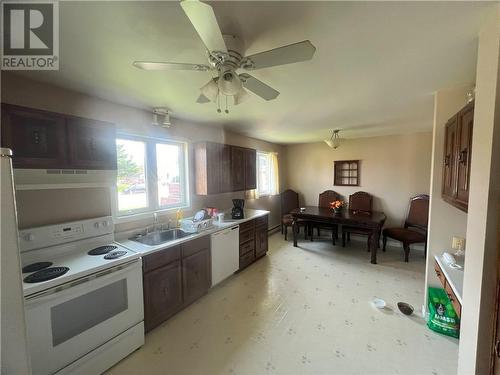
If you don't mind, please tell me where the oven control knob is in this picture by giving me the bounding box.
[102,220,109,227]
[94,222,101,228]
[24,233,34,242]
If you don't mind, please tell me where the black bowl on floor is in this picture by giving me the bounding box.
[397,302,414,315]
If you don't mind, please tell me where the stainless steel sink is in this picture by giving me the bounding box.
[130,229,192,246]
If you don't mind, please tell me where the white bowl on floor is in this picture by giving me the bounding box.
[372,298,386,309]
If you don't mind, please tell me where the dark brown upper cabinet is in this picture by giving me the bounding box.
[194,141,257,195]
[1,104,117,170]
[220,144,232,193]
[442,101,474,212]
[244,148,257,190]
[195,142,220,195]
[442,115,458,198]
[231,146,246,191]
[1,104,67,169]
[66,116,117,170]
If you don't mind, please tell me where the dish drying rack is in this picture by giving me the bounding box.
[179,217,214,233]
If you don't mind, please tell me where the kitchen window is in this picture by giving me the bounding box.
[115,135,188,217]
[257,151,279,197]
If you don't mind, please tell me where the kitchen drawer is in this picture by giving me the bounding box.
[240,239,255,256]
[239,219,255,233]
[239,229,254,244]
[434,261,446,286]
[182,235,210,258]
[143,245,181,273]
[444,282,461,317]
[255,215,268,229]
[239,250,255,270]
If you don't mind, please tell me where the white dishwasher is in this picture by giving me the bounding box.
[211,225,239,287]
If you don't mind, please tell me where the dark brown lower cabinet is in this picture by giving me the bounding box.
[239,215,269,270]
[143,260,183,332]
[255,225,269,258]
[142,236,211,332]
[183,250,210,305]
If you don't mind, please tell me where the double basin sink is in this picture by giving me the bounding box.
[130,228,193,246]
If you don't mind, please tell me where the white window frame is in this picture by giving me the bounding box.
[112,133,190,222]
[257,151,273,197]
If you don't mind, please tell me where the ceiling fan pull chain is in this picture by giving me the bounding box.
[217,94,221,113]
[225,95,229,114]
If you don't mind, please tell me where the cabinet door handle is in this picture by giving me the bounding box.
[495,340,500,358]
[458,149,468,164]
[163,286,169,296]
[444,155,450,166]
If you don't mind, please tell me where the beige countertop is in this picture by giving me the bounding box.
[117,209,269,256]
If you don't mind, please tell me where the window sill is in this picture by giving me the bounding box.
[113,205,190,224]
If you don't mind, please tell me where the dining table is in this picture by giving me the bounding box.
[290,206,387,264]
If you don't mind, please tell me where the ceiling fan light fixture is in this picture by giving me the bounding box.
[234,88,249,105]
[200,78,219,102]
[218,68,242,96]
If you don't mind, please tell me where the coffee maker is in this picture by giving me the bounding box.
[231,199,245,219]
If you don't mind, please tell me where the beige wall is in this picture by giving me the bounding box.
[284,132,432,230]
[458,7,500,374]
[1,73,286,232]
[424,85,470,297]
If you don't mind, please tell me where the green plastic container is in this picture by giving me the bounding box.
[427,287,460,338]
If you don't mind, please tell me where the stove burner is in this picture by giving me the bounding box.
[104,250,128,260]
[22,262,53,273]
[88,245,117,256]
[24,267,70,283]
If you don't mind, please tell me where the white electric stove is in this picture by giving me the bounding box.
[18,217,144,375]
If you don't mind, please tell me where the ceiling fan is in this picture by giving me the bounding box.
[133,0,316,112]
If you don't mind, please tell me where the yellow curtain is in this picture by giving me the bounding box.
[270,152,279,195]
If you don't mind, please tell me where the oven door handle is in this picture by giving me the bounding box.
[25,259,141,303]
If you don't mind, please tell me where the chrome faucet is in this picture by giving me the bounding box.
[153,212,159,232]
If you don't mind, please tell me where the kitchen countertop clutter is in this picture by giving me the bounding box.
[118,209,269,256]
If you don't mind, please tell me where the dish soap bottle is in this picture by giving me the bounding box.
[176,209,184,227]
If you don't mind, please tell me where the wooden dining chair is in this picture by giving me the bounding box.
[318,190,341,209]
[280,189,308,240]
[311,190,340,244]
[341,192,378,250]
[382,194,429,262]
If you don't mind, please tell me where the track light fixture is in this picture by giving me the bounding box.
[152,107,172,128]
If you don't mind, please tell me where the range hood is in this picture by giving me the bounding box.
[13,169,116,190]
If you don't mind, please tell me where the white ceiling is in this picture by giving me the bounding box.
[14,1,492,144]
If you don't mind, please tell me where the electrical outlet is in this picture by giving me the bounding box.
[452,236,466,251]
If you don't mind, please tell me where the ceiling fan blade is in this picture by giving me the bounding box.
[239,74,279,101]
[133,61,210,71]
[196,94,211,103]
[180,0,227,53]
[242,40,316,70]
